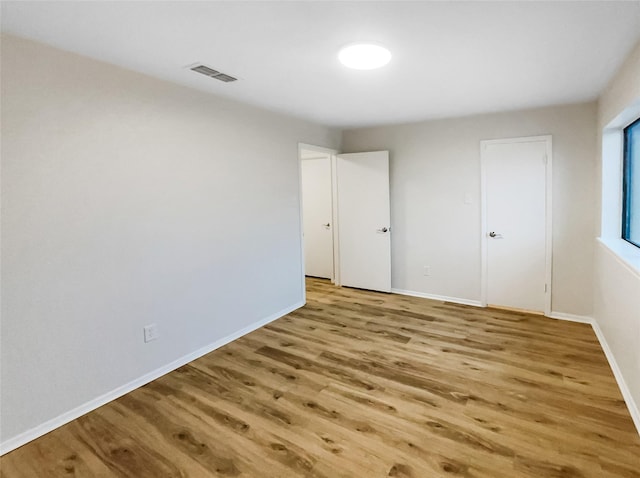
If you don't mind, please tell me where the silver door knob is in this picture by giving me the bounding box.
[377,227,389,233]
[489,231,503,238]
[323,223,330,228]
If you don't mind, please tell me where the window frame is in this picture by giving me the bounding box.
[622,116,640,249]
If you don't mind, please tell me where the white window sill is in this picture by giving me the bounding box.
[597,237,640,277]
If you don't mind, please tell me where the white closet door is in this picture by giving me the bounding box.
[337,151,391,292]
[482,138,551,313]
[301,157,333,279]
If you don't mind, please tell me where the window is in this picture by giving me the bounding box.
[622,117,640,248]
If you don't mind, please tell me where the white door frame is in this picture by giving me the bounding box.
[480,135,553,315]
[298,143,341,299]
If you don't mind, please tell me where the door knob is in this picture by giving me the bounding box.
[489,231,503,238]
[323,223,330,228]
[377,227,389,233]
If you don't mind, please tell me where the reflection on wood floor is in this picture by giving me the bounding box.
[2,278,639,477]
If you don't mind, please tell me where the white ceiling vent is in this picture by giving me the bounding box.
[190,64,237,82]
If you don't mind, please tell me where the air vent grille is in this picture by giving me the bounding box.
[213,73,237,83]
[190,64,237,83]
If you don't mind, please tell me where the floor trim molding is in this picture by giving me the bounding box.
[0,301,304,456]
[590,319,640,437]
[390,288,483,307]
[546,311,593,324]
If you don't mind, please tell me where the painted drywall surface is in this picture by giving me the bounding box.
[596,39,640,423]
[599,40,640,131]
[0,34,340,443]
[594,243,640,409]
[342,103,597,317]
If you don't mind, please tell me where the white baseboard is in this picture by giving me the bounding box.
[591,319,640,437]
[0,301,303,456]
[390,288,483,307]
[547,311,593,324]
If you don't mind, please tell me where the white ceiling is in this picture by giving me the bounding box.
[2,1,640,128]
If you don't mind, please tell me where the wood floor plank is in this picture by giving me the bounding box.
[2,278,639,477]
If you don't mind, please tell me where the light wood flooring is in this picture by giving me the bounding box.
[2,278,639,477]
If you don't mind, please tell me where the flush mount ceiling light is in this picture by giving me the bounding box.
[338,43,391,70]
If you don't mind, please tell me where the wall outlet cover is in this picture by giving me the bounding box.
[143,324,159,343]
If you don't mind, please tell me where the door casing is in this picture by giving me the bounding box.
[480,135,553,315]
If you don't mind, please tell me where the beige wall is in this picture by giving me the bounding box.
[342,103,597,317]
[599,40,640,131]
[595,39,640,430]
[0,34,340,448]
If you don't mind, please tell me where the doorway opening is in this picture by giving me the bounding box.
[298,144,339,284]
[298,144,392,294]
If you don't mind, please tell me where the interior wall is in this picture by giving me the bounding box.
[595,39,640,427]
[342,102,597,317]
[0,34,340,447]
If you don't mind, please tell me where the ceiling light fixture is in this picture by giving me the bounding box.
[338,43,391,70]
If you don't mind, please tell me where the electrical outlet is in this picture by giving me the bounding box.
[423,266,431,276]
[143,324,159,343]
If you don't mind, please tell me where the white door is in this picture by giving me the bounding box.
[337,151,391,292]
[301,156,333,279]
[482,137,551,313]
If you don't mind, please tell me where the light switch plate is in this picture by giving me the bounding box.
[143,324,159,343]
